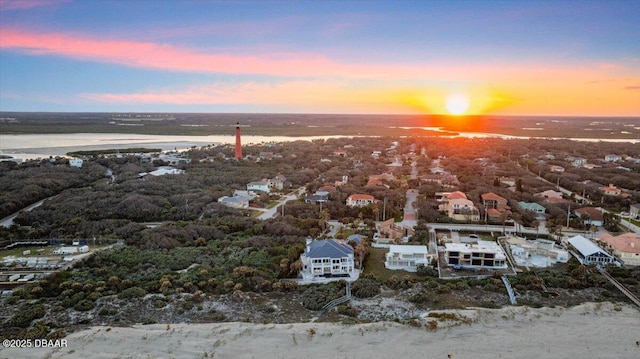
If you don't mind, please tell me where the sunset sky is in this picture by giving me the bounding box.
[1,0,639,116]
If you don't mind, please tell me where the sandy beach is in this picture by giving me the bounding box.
[1,302,638,359]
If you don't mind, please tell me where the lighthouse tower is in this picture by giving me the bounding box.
[234,122,242,159]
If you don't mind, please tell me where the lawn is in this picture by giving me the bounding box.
[362,247,419,282]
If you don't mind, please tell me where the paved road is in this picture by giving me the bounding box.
[402,189,418,227]
[0,197,52,228]
[257,187,306,220]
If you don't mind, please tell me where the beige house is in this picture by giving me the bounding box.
[346,194,378,207]
[597,233,640,266]
[439,191,480,222]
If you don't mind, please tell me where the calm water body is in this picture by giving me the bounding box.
[0,131,638,160]
[0,133,348,160]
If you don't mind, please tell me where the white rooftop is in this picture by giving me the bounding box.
[568,235,608,257]
[388,245,428,254]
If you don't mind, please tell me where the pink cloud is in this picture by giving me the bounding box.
[0,27,368,78]
[2,27,639,85]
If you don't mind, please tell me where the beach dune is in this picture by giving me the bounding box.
[1,302,638,359]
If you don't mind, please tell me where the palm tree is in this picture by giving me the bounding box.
[532,220,540,239]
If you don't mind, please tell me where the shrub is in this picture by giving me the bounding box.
[416,265,438,277]
[74,299,95,312]
[118,286,146,299]
[5,304,46,328]
[337,304,359,317]
[351,278,380,298]
[301,284,342,311]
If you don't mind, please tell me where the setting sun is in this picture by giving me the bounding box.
[445,94,470,115]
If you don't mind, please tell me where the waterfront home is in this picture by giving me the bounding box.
[568,235,616,266]
[385,245,431,272]
[299,238,356,280]
[443,240,507,269]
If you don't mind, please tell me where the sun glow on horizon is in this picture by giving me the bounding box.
[445,94,470,115]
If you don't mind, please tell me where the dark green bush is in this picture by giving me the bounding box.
[74,299,95,312]
[351,278,380,298]
[301,284,342,311]
[5,304,46,328]
[117,286,146,299]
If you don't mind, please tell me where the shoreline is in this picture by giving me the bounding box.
[1,302,638,359]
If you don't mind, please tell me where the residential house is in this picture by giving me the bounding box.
[568,235,616,266]
[138,166,185,178]
[549,165,565,173]
[630,203,640,219]
[571,157,587,167]
[600,184,622,197]
[299,238,356,280]
[375,219,414,244]
[508,238,569,267]
[318,185,337,193]
[499,177,516,186]
[421,174,460,187]
[518,201,546,214]
[597,233,640,266]
[385,245,432,272]
[69,158,83,168]
[443,240,508,269]
[574,207,604,227]
[535,190,563,201]
[218,190,256,209]
[269,175,289,190]
[346,194,378,207]
[333,149,348,157]
[159,152,191,165]
[604,154,622,162]
[304,191,329,204]
[439,191,480,222]
[481,192,511,222]
[247,180,271,193]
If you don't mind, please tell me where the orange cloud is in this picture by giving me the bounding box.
[81,81,426,114]
[4,28,639,115]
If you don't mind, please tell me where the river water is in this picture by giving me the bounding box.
[0,131,638,160]
[0,133,348,160]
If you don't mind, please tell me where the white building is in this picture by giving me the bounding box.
[53,247,78,255]
[385,245,432,272]
[604,154,622,162]
[444,240,508,269]
[300,238,356,281]
[247,180,271,193]
[69,158,83,168]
